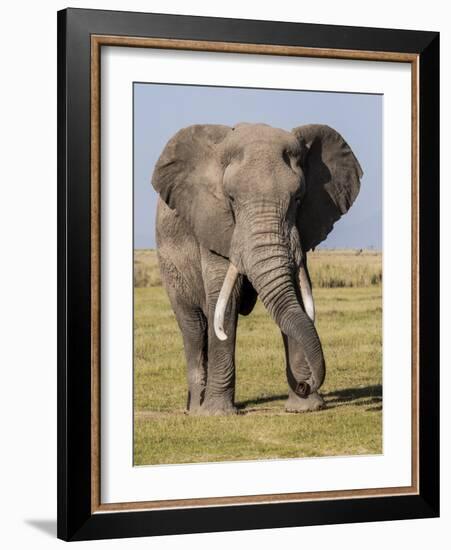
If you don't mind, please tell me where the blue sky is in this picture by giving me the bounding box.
[134,83,382,249]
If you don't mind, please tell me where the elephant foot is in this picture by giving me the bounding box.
[185,403,203,415]
[195,397,237,416]
[285,390,325,413]
[185,389,205,414]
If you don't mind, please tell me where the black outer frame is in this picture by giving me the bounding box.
[57,8,439,542]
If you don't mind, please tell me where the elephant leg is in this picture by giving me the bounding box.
[198,253,240,415]
[281,332,326,412]
[198,309,238,415]
[172,303,208,412]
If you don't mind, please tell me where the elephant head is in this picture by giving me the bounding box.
[152,123,362,396]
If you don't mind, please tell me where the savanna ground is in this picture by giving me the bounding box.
[134,249,382,465]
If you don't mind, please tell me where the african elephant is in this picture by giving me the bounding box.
[151,123,362,415]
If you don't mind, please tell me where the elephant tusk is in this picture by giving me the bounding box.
[214,263,239,341]
[298,262,315,323]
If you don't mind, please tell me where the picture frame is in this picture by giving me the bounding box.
[57,7,439,541]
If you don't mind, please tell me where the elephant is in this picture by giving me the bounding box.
[151,122,362,415]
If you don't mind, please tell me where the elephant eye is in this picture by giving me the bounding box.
[282,150,292,168]
[283,150,302,174]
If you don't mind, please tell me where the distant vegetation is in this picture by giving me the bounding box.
[133,248,382,465]
[134,250,162,288]
[308,249,382,288]
[134,249,382,289]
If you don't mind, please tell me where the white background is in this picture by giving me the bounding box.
[101,48,412,503]
[0,0,448,548]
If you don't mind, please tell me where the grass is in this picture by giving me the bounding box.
[308,249,382,287]
[134,249,382,466]
[134,249,162,288]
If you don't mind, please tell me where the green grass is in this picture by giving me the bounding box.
[134,251,382,466]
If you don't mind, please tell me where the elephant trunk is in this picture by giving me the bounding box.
[245,242,324,394]
[213,203,325,395]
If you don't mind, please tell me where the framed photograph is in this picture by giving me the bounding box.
[57,8,439,541]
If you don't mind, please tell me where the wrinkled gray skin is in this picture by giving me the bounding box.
[152,123,362,415]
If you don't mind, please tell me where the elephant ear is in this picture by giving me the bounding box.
[152,124,234,257]
[292,124,363,251]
